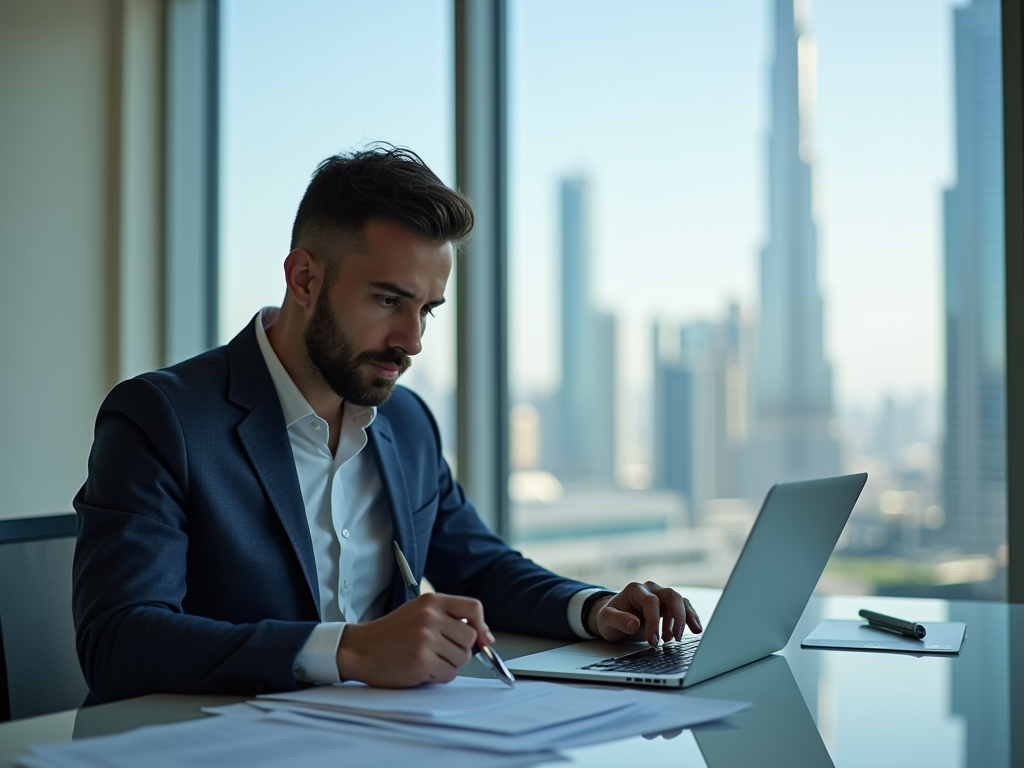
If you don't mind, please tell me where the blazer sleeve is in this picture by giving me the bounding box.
[72,377,317,703]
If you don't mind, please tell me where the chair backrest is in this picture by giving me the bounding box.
[0,514,87,721]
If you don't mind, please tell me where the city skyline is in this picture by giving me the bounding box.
[220,1,958,420]
[218,0,974,514]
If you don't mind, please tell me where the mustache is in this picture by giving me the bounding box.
[355,350,412,372]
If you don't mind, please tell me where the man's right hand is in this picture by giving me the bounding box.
[335,593,495,687]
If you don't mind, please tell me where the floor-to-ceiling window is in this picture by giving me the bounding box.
[507,0,1007,600]
[219,0,457,455]
[218,0,1008,601]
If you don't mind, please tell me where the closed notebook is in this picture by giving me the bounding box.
[801,619,966,654]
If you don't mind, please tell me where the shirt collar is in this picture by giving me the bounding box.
[254,308,377,430]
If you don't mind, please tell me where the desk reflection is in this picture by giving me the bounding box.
[687,654,833,768]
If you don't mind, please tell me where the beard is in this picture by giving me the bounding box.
[303,295,411,407]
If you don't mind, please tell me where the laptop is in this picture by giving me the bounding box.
[508,473,867,688]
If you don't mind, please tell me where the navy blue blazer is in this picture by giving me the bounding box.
[73,320,593,703]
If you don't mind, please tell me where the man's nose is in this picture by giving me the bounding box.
[387,310,423,356]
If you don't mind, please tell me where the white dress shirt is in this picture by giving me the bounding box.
[254,308,602,685]
[256,309,392,683]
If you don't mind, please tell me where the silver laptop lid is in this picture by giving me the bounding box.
[682,473,867,687]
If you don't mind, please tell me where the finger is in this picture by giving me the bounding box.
[642,582,674,641]
[599,605,642,636]
[432,633,475,672]
[439,616,480,652]
[662,614,676,643]
[681,598,702,633]
[637,591,662,647]
[655,589,687,642]
[435,594,496,646]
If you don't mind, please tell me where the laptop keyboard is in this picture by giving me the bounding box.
[581,636,702,675]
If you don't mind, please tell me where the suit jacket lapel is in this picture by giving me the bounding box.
[368,412,417,610]
[228,321,322,619]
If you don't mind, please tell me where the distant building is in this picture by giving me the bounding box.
[745,0,841,495]
[653,305,749,524]
[558,177,617,484]
[942,0,1005,556]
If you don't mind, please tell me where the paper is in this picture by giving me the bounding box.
[258,678,645,734]
[801,619,967,654]
[259,676,552,721]
[211,677,749,754]
[230,690,747,753]
[18,674,748,768]
[15,710,559,768]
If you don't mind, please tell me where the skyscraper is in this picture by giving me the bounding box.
[745,0,841,495]
[942,0,1005,557]
[558,177,616,484]
[653,306,748,523]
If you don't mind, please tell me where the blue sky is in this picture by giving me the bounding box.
[220,0,966,426]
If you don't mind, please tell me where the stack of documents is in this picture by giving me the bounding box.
[17,679,748,768]
[16,711,552,768]
[227,677,748,753]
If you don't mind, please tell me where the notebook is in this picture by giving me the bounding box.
[507,473,868,688]
[801,619,967,654]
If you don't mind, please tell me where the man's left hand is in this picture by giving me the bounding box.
[586,582,702,646]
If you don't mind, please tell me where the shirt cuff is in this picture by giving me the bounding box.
[293,622,346,684]
[567,588,609,639]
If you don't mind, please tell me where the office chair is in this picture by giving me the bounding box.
[0,513,87,721]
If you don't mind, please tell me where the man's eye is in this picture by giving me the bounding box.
[379,296,399,307]
[421,307,436,318]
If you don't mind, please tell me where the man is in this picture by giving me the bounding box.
[73,146,701,703]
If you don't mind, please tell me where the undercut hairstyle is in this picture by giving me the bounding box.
[290,145,475,284]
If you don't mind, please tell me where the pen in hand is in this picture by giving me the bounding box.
[392,541,516,688]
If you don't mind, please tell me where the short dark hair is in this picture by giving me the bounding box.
[290,145,474,281]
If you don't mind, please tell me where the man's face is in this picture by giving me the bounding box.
[303,218,453,407]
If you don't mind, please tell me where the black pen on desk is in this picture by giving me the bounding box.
[859,609,927,639]
[392,541,516,688]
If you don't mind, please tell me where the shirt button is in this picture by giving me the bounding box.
[343,580,351,590]
[310,422,320,430]
[342,529,350,538]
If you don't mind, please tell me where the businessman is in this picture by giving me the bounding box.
[73,146,702,703]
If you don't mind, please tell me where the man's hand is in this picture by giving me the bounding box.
[336,593,494,688]
[586,582,702,647]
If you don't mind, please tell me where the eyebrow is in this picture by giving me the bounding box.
[368,281,446,308]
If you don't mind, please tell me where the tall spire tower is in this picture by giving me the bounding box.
[745,0,840,493]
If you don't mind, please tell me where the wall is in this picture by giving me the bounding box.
[0,0,164,519]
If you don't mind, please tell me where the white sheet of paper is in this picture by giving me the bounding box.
[213,677,750,755]
[16,711,560,768]
[259,678,643,734]
[259,676,542,719]
[244,693,747,753]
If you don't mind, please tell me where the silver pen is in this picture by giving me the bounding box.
[393,541,516,687]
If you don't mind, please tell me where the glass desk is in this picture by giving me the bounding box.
[1,590,1020,767]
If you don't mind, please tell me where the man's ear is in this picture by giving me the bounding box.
[282,249,322,310]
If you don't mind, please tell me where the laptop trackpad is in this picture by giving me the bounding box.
[508,640,651,673]
[548,640,649,658]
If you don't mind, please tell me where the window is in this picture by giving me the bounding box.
[507,0,1006,599]
[219,0,457,453]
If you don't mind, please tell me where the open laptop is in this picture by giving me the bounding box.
[508,473,867,688]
